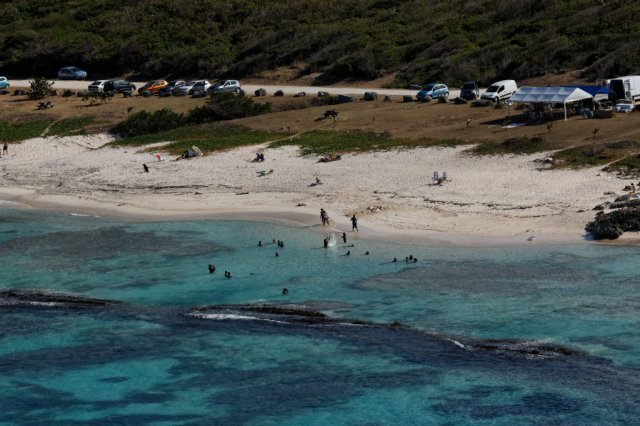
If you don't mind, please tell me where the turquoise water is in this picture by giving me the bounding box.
[1,207,640,424]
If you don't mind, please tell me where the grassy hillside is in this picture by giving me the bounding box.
[0,0,639,86]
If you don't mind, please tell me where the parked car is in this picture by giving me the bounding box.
[157,80,187,96]
[208,79,242,94]
[104,80,136,95]
[176,80,210,96]
[58,66,87,80]
[614,103,634,113]
[459,81,479,100]
[88,80,109,93]
[0,76,9,89]
[138,80,168,96]
[416,83,449,102]
[481,80,518,102]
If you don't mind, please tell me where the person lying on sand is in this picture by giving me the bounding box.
[318,154,341,163]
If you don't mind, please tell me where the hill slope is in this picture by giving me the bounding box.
[1,0,638,85]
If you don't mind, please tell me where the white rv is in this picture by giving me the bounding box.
[481,80,518,102]
[608,76,640,102]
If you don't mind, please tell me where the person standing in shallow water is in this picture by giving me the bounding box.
[351,214,358,231]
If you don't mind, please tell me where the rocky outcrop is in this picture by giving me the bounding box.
[585,207,640,239]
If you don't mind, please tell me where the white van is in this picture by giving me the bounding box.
[481,80,518,102]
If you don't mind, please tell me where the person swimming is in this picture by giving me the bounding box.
[346,250,351,256]
[208,264,216,274]
[364,251,369,255]
[258,240,263,247]
[392,257,397,263]
[224,271,232,278]
[275,252,279,257]
[413,258,418,263]
[282,288,289,295]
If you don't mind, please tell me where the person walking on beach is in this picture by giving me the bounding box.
[351,214,358,232]
[143,163,149,173]
[2,142,7,155]
[320,208,329,226]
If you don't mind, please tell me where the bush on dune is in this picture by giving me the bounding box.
[111,109,185,138]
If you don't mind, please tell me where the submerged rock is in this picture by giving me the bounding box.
[0,289,120,307]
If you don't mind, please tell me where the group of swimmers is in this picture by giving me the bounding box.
[392,255,418,263]
[209,263,231,278]
[258,239,285,247]
[208,264,232,278]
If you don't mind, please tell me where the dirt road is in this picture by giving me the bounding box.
[10,80,462,98]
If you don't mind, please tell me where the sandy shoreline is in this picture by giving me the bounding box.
[0,133,637,246]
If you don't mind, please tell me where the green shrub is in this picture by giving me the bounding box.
[111,108,185,138]
[28,77,55,100]
[187,93,272,123]
[471,136,547,155]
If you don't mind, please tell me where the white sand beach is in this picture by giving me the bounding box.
[0,134,632,244]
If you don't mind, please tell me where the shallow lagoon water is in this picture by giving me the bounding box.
[1,208,640,424]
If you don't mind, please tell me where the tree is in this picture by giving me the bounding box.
[28,77,55,100]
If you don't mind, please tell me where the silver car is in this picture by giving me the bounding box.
[208,79,241,94]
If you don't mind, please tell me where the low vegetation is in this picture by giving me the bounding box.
[188,93,272,123]
[552,140,640,170]
[268,130,463,155]
[110,123,276,155]
[111,94,270,138]
[2,1,639,86]
[0,120,50,141]
[470,136,551,155]
[47,116,94,137]
[111,108,185,138]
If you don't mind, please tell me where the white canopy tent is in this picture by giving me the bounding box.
[510,86,593,121]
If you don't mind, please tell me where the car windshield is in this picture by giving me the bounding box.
[423,84,436,91]
[215,80,226,86]
[141,82,154,89]
[486,85,499,93]
[90,81,101,85]
[462,82,475,90]
[70,67,81,72]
